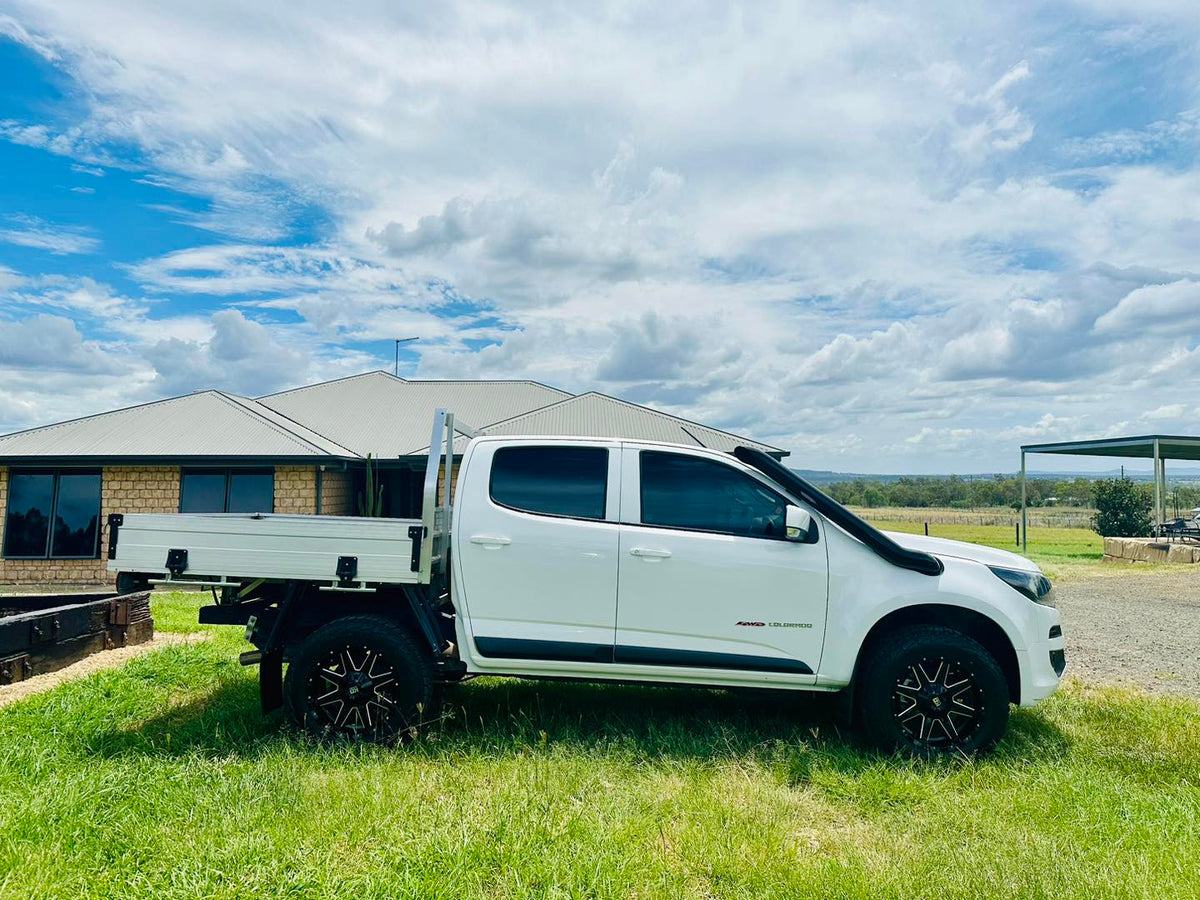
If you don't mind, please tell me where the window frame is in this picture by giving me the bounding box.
[2,468,103,560]
[487,445,610,523]
[179,467,275,514]
[636,450,796,541]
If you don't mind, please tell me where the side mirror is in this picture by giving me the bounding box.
[786,505,818,543]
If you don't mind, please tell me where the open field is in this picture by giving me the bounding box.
[1,592,1199,899]
[865,517,1105,579]
[855,505,1097,530]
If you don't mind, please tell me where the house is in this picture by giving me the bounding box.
[0,371,786,587]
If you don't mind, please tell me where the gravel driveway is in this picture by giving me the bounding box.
[1056,568,1200,699]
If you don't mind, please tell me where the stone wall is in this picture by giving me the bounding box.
[0,465,180,587]
[1103,537,1200,564]
[320,468,355,515]
[274,466,318,514]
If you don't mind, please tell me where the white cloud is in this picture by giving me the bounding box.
[143,309,309,397]
[0,314,124,374]
[1093,280,1200,334]
[1142,403,1186,422]
[0,215,100,255]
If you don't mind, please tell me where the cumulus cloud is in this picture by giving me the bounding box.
[1093,280,1200,334]
[143,309,310,397]
[0,314,124,374]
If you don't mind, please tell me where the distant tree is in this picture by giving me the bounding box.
[1091,477,1152,538]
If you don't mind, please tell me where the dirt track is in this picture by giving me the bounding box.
[1056,568,1200,699]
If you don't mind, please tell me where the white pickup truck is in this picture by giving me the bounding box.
[108,410,1065,756]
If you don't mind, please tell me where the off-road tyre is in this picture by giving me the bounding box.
[857,624,1009,758]
[283,614,436,744]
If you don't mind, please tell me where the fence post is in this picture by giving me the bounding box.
[1016,522,1020,547]
[924,521,929,536]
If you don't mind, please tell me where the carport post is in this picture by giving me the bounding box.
[1020,450,1027,553]
[1161,456,1168,519]
[1153,439,1163,529]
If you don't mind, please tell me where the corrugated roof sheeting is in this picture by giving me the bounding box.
[1022,435,1200,460]
[443,392,786,457]
[258,371,571,457]
[0,391,357,459]
[0,371,786,463]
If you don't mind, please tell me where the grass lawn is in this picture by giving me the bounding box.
[869,519,1106,580]
[1,593,1198,899]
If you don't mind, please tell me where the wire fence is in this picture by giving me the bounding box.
[853,506,1095,530]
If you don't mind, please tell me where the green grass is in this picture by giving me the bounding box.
[1,593,1198,899]
[870,519,1107,579]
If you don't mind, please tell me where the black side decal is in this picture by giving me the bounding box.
[614,645,813,674]
[474,636,614,664]
[733,446,944,577]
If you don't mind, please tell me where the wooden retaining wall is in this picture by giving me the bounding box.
[0,591,153,685]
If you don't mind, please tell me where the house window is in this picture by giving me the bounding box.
[3,469,103,559]
[180,468,274,513]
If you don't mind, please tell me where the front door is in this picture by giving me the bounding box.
[615,447,828,679]
[454,440,622,664]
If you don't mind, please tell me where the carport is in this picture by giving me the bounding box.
[1019,435,1200,551]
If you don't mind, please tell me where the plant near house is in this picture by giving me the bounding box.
[357,453,385,517]
[1092,476,1152,537]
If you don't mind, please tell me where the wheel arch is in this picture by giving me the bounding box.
[851,604,1021,705]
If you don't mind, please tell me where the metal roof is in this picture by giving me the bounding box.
[0,390,358,463]
[0,370,788,465]
[258,371,572,458]
[1021,435,1200,461]
[447,392,787,458]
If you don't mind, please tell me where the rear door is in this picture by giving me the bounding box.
[615,447,827,679]
[454,440,621,664]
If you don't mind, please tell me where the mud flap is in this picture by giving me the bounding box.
[259,648,283,713]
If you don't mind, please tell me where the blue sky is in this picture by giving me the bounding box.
[0,1,1197,473]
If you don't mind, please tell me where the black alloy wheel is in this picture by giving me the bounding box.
[283,615,435,743]
[858,624,1009,758]
[890,656,982,748]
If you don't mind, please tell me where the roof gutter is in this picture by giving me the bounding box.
[732,446,944,577]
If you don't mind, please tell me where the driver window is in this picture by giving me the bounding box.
[639,451,789,538]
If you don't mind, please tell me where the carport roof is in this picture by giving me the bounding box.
[1021,435,1200,461]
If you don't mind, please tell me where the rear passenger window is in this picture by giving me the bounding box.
[489,446,608,520]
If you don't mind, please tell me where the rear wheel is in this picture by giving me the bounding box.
[858,625,1009,758]
[283,615,436,743]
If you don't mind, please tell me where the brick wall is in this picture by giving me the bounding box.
[0,465,180,587]
[274,466,318,514]
[320,468,355,515]
[435,460,461,504]
[0,463,335,588]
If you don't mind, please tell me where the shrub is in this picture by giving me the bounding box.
[1091,477,1152,537]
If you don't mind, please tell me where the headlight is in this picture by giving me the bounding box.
[988,566,1056,607]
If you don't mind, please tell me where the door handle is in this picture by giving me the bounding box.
[630,547,671,559]
[469,534,512,549]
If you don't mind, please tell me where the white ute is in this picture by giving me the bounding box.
[109,409,1065,756]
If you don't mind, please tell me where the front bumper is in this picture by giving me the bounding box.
[1018,613,1066,706]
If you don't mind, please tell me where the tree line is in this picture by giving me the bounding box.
[824,475,1200,511]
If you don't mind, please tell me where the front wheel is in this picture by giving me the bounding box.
[857,625,1009,758]
[283,615,436,743]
